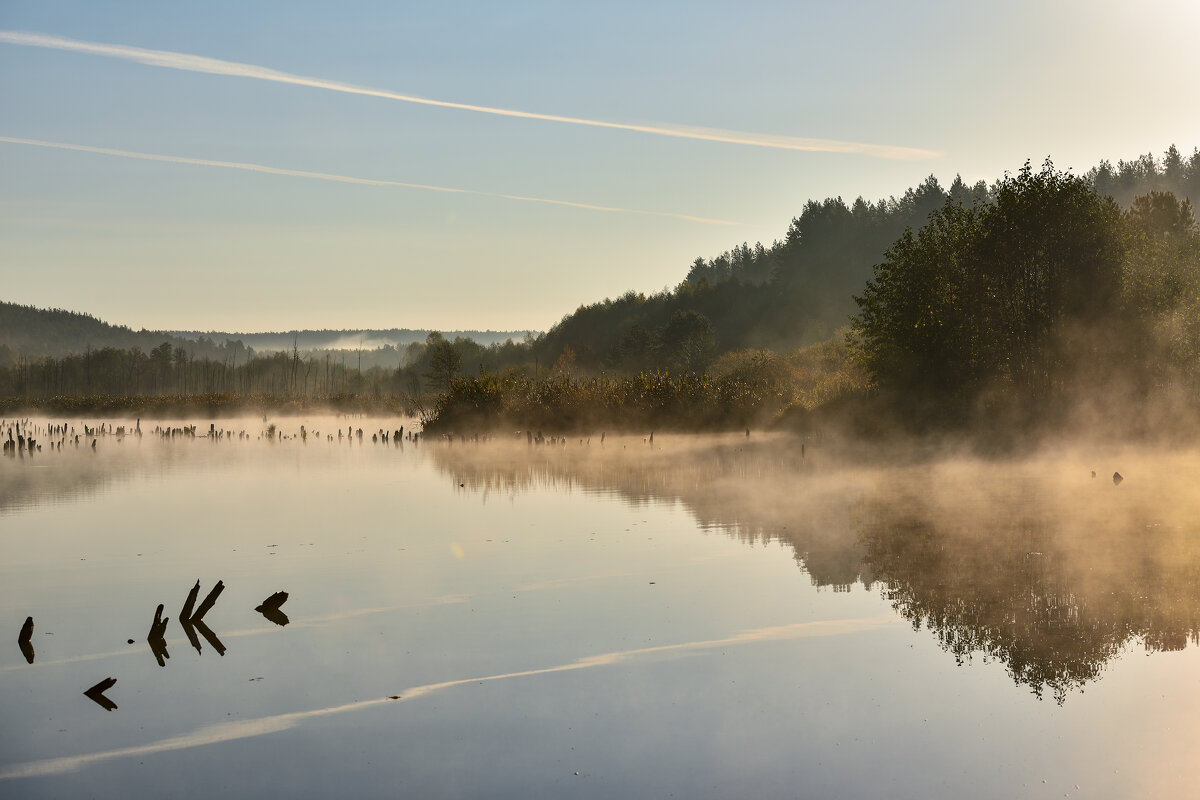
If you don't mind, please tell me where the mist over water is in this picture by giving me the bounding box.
[3,417,1200,797]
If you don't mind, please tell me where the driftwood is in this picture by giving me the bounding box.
[148,604,169,640]
[192,580,224,621]
[180,580,201,621]
[84,677,118,711]
[180,580,226,655]
[180,614,203,654]
[255,591,290,627]
[147,603,170,666]
[256,591,288,611]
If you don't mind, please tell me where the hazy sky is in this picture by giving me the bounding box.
[2,1,1198,333]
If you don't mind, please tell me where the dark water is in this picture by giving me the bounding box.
[2,417,1199,798]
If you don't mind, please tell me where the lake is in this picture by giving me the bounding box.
[2,416,1199,798]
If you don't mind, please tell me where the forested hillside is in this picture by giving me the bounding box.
[3,144,1197,410]
[0,302,206,361]
[0,302,530,362]
[529,145,1200,373]
[428,156,1200,435]
[0,301,531,371]
[165,327,532,352]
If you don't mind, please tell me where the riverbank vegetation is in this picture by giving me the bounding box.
[422,336,866,434]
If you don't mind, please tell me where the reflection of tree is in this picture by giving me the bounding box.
[859,509,1113,702]
[431,436,872,591]
[432,441,1200,703]
[0,440,195,514]
[859,469,1200,703]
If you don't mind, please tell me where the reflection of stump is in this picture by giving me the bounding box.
[148,636,170,667]
[84,677,118,711]
[18,616,34,664]
[148,602,171,664]
[182,616,227,656]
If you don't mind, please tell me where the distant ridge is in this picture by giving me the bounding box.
[164,328,535,352]
[0,301,536,360]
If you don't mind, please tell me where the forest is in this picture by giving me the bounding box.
[0,301,528,371]
[3,144,1198,434]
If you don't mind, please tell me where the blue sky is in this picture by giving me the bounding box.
[2,1,1198,332]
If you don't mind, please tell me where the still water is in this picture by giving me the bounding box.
[2,416,1199,798]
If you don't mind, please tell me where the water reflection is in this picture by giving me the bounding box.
[179,616,227,656]
[6,420,1200,794]
[148,636,170,667]
[430,437,1200,702]
[0,415,418,515]
[858,466,1200,702]
[82,677,117,711]
[18,617,34,664]
[7,420,1199,706]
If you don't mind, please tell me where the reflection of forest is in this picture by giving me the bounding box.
[432,435,873,591]
[432,438,1200,703]
[0,441,192,515]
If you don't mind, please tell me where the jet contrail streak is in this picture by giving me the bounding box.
[0,136,740,225]
[0,30,939,161]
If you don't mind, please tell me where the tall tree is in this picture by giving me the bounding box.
[853,160,1125,408]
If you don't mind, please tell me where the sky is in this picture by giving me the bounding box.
[2,0,1198,334]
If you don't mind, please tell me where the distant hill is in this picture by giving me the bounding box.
[164,328,533,352]
[0,301,535,362]
[0,302,196,360]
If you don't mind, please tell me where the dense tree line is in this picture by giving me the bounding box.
[530,145,1198,376]
[531,174,961,373]
[0,341,388,398]
[851,159,1200,427]
[1088,144,1200,208]
[0,302,230,361]
[0,329,539,401]
[4,143,1197,420]
[0,301,528,364]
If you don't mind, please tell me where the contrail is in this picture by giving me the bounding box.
[0,617,894,779]
[0,30,939,161]
[0,136,740,225]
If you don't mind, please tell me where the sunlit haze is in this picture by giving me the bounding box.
[2,0,1198,332]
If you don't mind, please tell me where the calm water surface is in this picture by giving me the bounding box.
[2,416,1199,798]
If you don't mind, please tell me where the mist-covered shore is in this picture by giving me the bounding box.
[5,151,1199,446]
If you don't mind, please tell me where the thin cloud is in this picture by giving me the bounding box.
[0,30,939,161]
[0,136,740,225]
[0,617,894,779]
